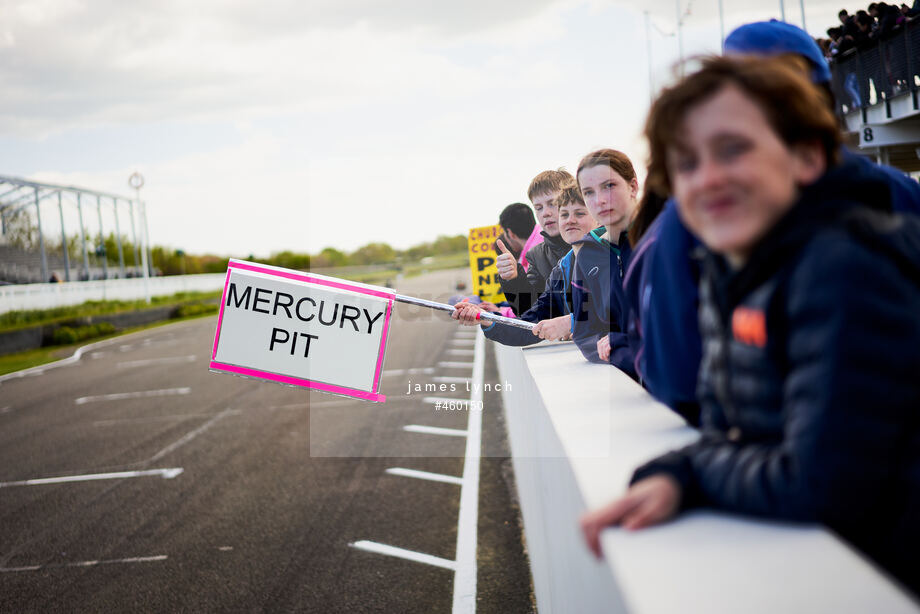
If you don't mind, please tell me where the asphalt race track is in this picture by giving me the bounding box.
[0,269,534,613]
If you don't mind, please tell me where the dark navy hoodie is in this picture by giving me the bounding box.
[570,227,636,379]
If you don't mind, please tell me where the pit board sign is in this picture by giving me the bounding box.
[210,259,394,403]
[467,224,507,304]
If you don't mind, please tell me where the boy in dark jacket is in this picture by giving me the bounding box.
[497,169,574,315]
[451,182,597,345]
[581,55,920,596]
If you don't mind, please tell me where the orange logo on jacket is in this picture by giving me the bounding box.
[732,307,767,348]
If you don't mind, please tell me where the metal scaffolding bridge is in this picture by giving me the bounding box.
[0,175,151,284]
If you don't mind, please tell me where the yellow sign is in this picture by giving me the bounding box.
[467,224,507,304]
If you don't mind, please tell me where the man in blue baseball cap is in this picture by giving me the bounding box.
[725,19,920,213]
[723,19,832,82]
[625,19,920,425]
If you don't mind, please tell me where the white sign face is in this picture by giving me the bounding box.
[210,260,394,402]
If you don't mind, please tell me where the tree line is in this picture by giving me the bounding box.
[2,217,468,276]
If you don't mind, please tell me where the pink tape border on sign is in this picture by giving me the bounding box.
[210,260,395,403]
[208,361,386,403]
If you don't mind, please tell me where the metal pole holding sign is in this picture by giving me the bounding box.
[395,294,535,331]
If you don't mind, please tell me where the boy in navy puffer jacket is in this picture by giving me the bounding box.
[581,55,920,596]
[624,20,920,425]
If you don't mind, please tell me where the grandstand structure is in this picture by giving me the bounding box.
[831,20,920,172]
[0,175,151,285]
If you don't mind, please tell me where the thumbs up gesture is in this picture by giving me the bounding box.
[495,239,518,281]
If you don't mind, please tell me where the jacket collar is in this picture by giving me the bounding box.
[570,225,631,252]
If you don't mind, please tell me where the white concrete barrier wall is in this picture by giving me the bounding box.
[495,342,919,614]
[0,274,226,313]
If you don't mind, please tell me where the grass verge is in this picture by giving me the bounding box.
[0,290,221,333]
[0,310,218,377]
[350,252,470,286]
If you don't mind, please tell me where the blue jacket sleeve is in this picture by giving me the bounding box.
[606,330,636,378]
[607,257,637,379]
[572,247,636,379]
[482,321,540,346]
[571,277,604,362]
[639,202,702,410]
[483,265,569,347]
[632,235,920,523]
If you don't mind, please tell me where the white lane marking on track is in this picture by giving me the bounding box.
[75,387,191,405]
[146,407,235,463]
[0,406,11,414]
[448,339,473,346]
[437,361,474,369]
[452,328,485,613]
[93,411,240,427]
[431,376,468,384]
[307,399,358,407]
[116,355,197,369]
[0,555,167,572]
[117,338,179,353]
[445,349,475,356]
[386,467,464,485]
[349,541,456,571]
[403,425,468,437]
[241,400,354,411]
[267,403,309,410]
[382,367,436,376]
[218,546,233,552]
[0,468,183,488]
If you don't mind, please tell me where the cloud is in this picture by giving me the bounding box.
[3,0,852,257]
[0,0,570,136]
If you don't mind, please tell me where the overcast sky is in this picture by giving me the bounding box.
[0,0,846,257]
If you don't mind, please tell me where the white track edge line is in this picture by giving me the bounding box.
[0,555,168,572]
[350,540,456,571]
[0,468,183,488]
[386,467,464,485]
[403,425,468,437]
[452,328,485,614]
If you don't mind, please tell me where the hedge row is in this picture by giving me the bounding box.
[51,322,116,346]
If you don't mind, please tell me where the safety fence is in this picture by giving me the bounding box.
[0,274,226,314]
[830,21,920,115]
